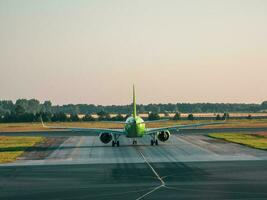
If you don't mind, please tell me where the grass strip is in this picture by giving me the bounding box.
[0,136,44,163]
[209,133,267,150]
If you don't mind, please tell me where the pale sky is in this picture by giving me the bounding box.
[0,0,267,105]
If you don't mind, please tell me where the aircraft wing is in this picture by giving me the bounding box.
[96,121,126,124]
[140,119,169,124]
[41,121,125,135]
[99,121,126,124]
[145,121,226,135]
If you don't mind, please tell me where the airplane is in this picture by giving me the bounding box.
[41,85,225,147]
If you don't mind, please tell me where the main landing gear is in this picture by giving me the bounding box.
[150,133,159,146]
[150,139,158,146]
[112,135,120,147]
[132,140,137,145]
[112,140,120,147]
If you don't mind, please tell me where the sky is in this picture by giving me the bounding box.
[0,0,267,105]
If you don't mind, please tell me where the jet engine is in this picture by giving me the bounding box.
[99,132,112,144]
[157,130,170,142]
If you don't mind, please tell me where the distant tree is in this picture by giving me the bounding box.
[0,115,4,122]
[28,99,40,114]
[84,114,95,121]
[0,100,13,115]
[97,111,107,117]
[15,99,28,111]
[2,97,267,123]
[70,114,80,122]
[138,105,145,113]
[247,114,253,120]
[98,112,111,121]
[148,112,160,120]
[104,114,111,121]
[193,106,202,113]
[163,111,170,117]
[216,114,221,120]
[147,104,160,113]
[124,114,131,120]
[51,113,67,122]
[0,106,7,116]
[173,112,181,120]
[174,104,179,113]
[112,114,124,121]
[15,105,25,115]
[188,113,194,120]
[38,112,52,122]
[261,101,267,110]
[156,106,161,113]
[2,113,14,122]
[222,113,230,120]
[42,101,52,113]
[20,113,35,122]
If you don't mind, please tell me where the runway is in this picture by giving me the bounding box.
[0,134,267,199]
[2,134,267,166]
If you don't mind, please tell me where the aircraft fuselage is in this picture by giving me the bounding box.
[125,116,146,138]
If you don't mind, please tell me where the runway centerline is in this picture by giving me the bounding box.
[136,148,165,200]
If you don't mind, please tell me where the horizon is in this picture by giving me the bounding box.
[1,98,265,106]
[1,1,267,105]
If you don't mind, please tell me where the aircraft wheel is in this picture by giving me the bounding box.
[150,140,154,146]
[155,140,158,146]
[116,141,120,147]
[112,141,115,147]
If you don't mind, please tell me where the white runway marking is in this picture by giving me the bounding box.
[138,150,165,185]
[136,150,165,200]
[136,185,164,200]
[69,136,85,158]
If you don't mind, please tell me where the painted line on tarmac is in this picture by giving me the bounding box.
[45,137,71,161]
[136,150,165,200]
[88,136,97,158]
[69,136,85,159]
[136,185,163,200]
[139,150,165,185]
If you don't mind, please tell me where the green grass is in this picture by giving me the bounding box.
[0,136,44,163]
[209,133,267,150]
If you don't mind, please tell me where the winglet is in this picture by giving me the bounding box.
[133,84,137,118]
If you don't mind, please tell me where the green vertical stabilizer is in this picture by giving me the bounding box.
[133,85,137,118]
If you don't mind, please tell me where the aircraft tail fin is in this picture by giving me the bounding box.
[133,85,137,118]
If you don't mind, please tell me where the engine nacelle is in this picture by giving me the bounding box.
[99,132,112,144]
[157,130,170,142]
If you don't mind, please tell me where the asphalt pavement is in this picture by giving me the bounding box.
[0,133,267,199]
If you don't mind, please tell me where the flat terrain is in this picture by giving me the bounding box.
[209,133,267,150]
[2,134,267,166]
[1,161,267,200]
[1,119,267,132]
[0,136,44,163]
[0,133,267,199]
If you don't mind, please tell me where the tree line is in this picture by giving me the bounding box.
[0,99,266,123]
